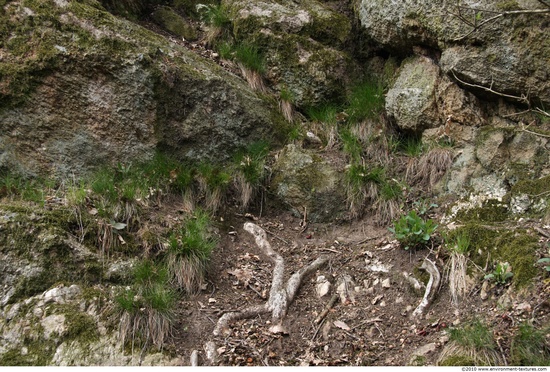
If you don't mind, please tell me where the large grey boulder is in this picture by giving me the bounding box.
[357,0,550,107]
[224,0,355,108]
[0,0,282,178]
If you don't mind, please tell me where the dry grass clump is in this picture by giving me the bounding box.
[115,260,176,352]
[165,209,217,294]
[444,232,472,306]
[415,147,453,188]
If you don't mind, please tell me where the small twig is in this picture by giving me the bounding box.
[450,70,529,104]
[520,123,550,139]
[248,284,266,299]
[451,7,550,41]
[319,247,340,254]
[535,107,550,117]
[356,234,385,245]
[311,318,326,341]
[314,294,339,324]
[343,330,361,341]
[300,206,308,233]
[374,323,385,340]
[350,317,383,331]
[496,338,508,366]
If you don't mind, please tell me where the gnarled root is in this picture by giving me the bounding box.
[213,222,328,336]
[411,258,440,318]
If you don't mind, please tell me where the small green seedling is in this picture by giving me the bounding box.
[484,262,513,285]
[537,243,550,272]
[538,257,550,271]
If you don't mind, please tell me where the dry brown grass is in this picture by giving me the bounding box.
[447,252,469,305]
[238,65,266,93]
[374,198,400,226]
[119,307,173,352]
[233,172,254,209]
[279,99,294,123]
[415,147,453,188]
[166,253,208,294]
[438,341,505,366]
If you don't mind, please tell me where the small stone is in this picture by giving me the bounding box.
[316,276,331,298]
[395,296,404,304]
[32,307,44,319]
[381,278,391,288]
[515,302,531,314]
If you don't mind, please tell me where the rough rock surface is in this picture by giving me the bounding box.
[386,56,484,134]
[0,0,282,178]
[357,0,550,106]
[270,144,346,223]
[224,0,356,108]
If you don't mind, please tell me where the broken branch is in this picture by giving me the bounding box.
[314,293,339,324]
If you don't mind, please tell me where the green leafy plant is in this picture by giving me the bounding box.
[484,261,513,285]
[412,199,438,216]
[389,210,437,251]
[537,243,550,272]
[165,209,217,293]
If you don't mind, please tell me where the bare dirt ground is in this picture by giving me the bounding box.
[166,204,550,366]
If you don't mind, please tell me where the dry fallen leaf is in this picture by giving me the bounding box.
[333,320,351,331]
[227,268,254,285]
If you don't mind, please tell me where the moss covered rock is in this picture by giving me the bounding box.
[357,0,550,107]
[270,144,346,222]
[224,0,356,108]
[151,6,197,41]
[0,0,282,179]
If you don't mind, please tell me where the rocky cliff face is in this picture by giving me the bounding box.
[1,0,550,366]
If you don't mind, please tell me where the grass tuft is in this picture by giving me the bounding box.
[165,209,217,293]
[233,141,270,208]
[510,322,550,366]
[445,232,471,305]
[438,318,504,366]
[115,259,176,351]
[234,43,266,92]
[346,77,385,123]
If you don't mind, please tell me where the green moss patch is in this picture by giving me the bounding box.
[455,199,509,223]
[449,224,539,288]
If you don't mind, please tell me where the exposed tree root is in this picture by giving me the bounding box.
[412,258,440,318]
[213,222,328,336]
